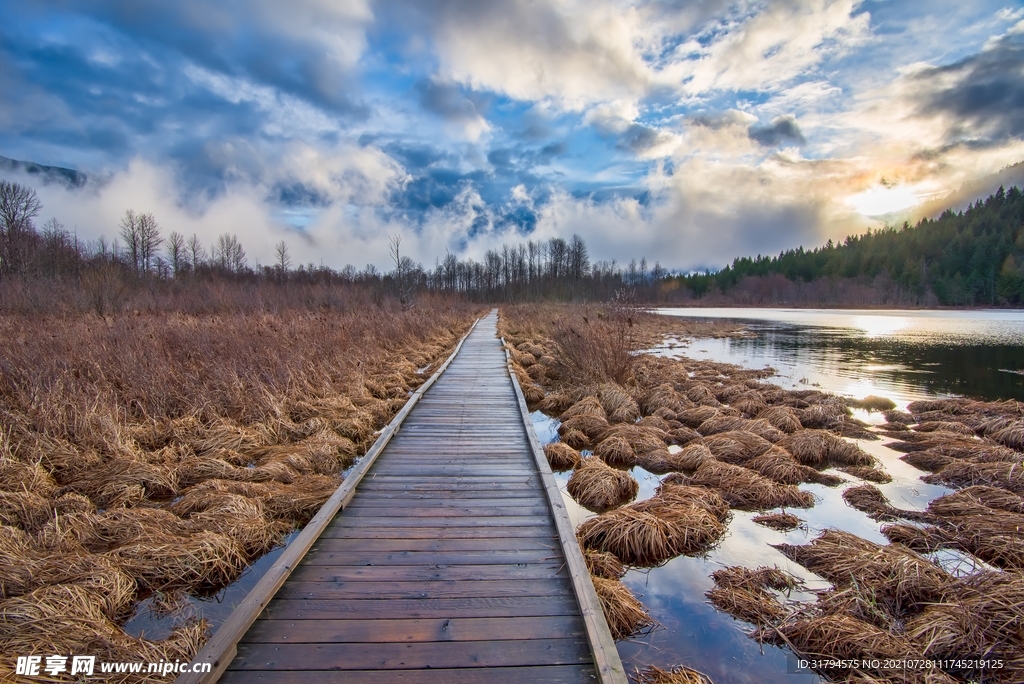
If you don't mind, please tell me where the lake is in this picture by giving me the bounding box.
[538,307,1024,683]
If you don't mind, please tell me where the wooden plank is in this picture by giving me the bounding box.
[275,578,573,600]
[220,665,598,684]
[345,489,541,499]
[298,550,560,566]
[334,515,554,527]
[287,563,567,583]
[262,596,579,620]
[175,317,482,684]
[229,638,592,670]
[310,537,558,552]
[344,497,542,508]
[242,615,586,643]
[317,525,558,539]
[339,504,551,517]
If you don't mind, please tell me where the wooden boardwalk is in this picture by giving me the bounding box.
[183,311,624,684]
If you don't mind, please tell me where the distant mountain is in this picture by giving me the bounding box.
[0,155,87,188]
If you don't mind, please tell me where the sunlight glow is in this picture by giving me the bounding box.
[846,185,920,216]
[851,315,911,338]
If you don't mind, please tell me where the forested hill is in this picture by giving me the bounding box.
[677,186,1024,307]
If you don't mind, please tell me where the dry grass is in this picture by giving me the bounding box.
[838,465,893,484]
[846,395,897,411]
[636,448,676,474]
[677,406,725,429]
[0,583,209,682]
[752,512,803,531]
[599,423,669,455]
[842,484,901,521]
[883,409,915,425]
[583,548,626,579]
[744,447,845,487]
[635,665,714,684]
[777,429,873,467]
[559,413,610,441]
[592,576,655,640]
[594,435,639,469]
[0,300,475,664]
[668,443,715,472]
[689,460,815,511]
[913,420,976,435]
[757,406,803,433]
[699,431,773,464]
[566,457,639,513]
[707,565,799,626]
[923,460,1024,494]
[577,486,727,566]
[560,396,607,421]
[929,485,1024,514]
[773,530,949,616]
[544,442,582,472]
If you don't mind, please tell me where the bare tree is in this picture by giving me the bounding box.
[137,212,162,273]
[214,233,246,273]
[0,180,42,276]
[119,209,141,273]
[167,231,185,276]
[186,234,205,270]
[274,240,291,280]
[389,233,412,307]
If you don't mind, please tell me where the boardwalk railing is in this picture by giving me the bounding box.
[177,317,481,684]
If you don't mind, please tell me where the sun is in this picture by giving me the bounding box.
[846,184,921,216]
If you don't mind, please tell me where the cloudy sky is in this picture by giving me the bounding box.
[2,0,1023,271]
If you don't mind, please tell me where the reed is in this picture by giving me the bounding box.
[591,576,655,640]
[689,461,814,510]
[751,512,803,531]
[544,442,582,472]
[635,665,714,684]
[566,457,639,512]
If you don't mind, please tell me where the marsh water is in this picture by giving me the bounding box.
[536,307,1024,684]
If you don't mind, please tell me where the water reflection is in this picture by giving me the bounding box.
[656,307,1024,402]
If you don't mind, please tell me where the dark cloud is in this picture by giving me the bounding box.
[539,141,566,157]
[617,123,671,153]
[416,79,490,122]
[911,31,1024,142]
[748,116,806,147]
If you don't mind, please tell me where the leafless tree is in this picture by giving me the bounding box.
[137,212,162,273]
[389,233,413,307]
[186,234,205,270]
[215,233,246,273]
[274,240,291,281]
[167,231,185,276]
[119,209,141,273]
[0,180,42,276]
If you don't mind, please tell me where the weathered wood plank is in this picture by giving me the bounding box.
[298,550,560,566]
[334,515,554,527]
[220,665,598,684]
[274,578,574,600]
[287,563,567,583]
[316,525,558,539]
[310,537,558,552]
[229,638,592,670]
[242,615,586,643]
